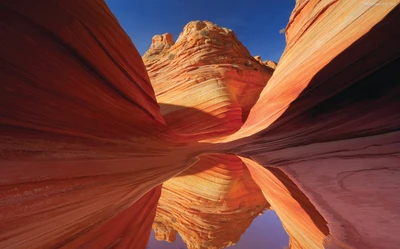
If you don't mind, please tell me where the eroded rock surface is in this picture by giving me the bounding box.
[1,0,399,249]
[254,55,277,70]
[143,21,273,139]
[0,1,203,248]
[224,1,400,249]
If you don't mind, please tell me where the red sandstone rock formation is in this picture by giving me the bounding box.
[224,0,400,142]
[153,154,269,249]
[241,157,328,249]
[143,21,273,139]
[0,1,202,248]
[223,1,400,248]
[1,0,399,249]
[254,55,277,70]
[145,33,175,57]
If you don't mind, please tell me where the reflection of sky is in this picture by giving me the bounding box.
[146,210,288,249]
[146,230,186,249]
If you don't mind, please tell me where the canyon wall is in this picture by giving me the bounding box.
[226,1,400,248]
[0,1,202,248]
[1,0,399,249]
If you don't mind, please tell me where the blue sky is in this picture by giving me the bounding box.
[105,0,295,62]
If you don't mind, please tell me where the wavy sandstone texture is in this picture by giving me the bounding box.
[224,1,400,249]
[1,0,400,249]
[0,1,202,248]
[224,0,400,141]
[241,157,328,249]
[143,21,273,139]
[153,154,269,249]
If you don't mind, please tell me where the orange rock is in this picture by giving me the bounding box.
[224,0,399,142]
[143,21,273,140]
[254,55,277,70]
[152,154,269,249]
[1,0,400,249]
[224,2,400,249]
[62,186,162,249]
[144,33,175,57]
[241,157,328,249]
[0,1,202,248]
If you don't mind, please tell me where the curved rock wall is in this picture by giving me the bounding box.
[1,0,399,249]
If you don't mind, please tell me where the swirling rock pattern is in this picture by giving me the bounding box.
[1,0,399,249]
[153,154,269,249]
[143,21,273,140]
[0,1,201,248]
[224,1,400,248]
[241,157,328,249]
[225,0,400,141]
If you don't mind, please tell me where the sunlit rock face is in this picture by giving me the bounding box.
[146,33,175,57]
[225,1,400,141]
[254,55,277,70]
[224,1,400,249]
[143,21,273,140]
[153,154,269,249]
[1,0,400,249]
[241,157,328,249]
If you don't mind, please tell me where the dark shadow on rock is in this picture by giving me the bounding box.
[267,167,329,236]
[226,5,400,155]
[159,103,241,141]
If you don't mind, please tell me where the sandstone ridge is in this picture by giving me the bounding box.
[143,20,274,140]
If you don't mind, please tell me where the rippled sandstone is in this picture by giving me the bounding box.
[223,1,400,248]
[143,21,273,140]
[0,0,399,249]
[153,154,269,249]
[0,1,202,248]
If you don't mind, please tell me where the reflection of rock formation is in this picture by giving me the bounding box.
[1,0,400,249]
[143,21,273,139]
[241,157,328,249]
[153,154,269,249]
[224,2,400,249]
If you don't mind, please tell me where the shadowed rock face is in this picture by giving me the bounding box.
[223,1,400,249]
[0,1,202,248]
[143,21,273,140]
[1,0,400,249]
[241,158,329,249]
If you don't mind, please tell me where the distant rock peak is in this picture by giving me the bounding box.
[180,20,234,37]
[144,33,175,57]
[143,20,244,60]
[142,20,275,138]
[254,55,277,70]
[175,20,239,48]
[151,33,175,47]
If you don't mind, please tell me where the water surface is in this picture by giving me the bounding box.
[147,210,288,249]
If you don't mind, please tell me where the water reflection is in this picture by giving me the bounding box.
[147,154,328,249]
[151,154,269,249]
[147,210,288,249]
